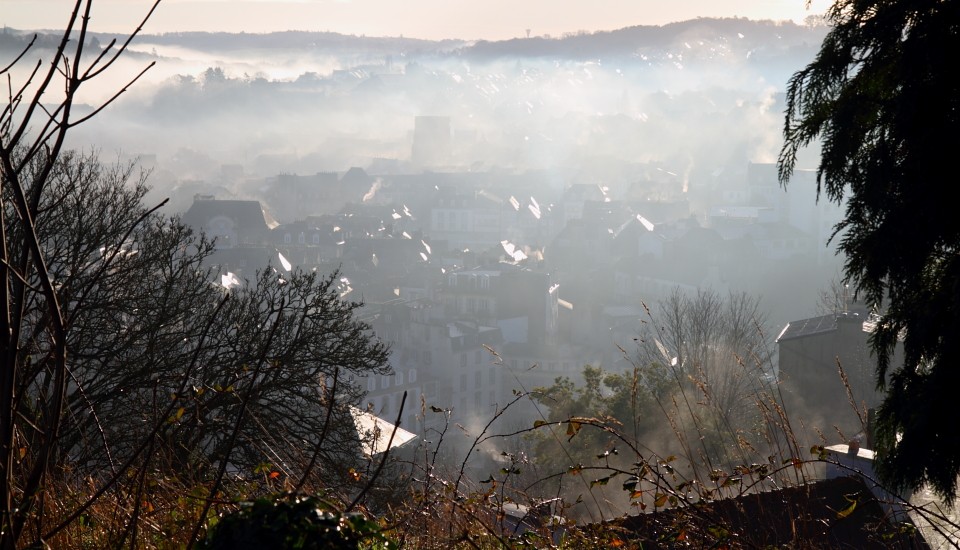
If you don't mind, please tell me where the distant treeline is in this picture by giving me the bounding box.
[467,18,827,60]
[1,17,827,61]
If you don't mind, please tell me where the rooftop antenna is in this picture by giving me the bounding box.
[526,29,532,39]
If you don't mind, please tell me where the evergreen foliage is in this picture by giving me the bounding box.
[779,0,960,499]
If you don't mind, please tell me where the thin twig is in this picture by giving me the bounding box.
[347,391,407,513]
[186,297,286,549]
[294,368,339,492]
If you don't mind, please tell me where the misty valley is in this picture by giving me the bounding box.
[0,8,949,548]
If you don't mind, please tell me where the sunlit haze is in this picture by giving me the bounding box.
[7,0,935,544]
[4,0,832,39]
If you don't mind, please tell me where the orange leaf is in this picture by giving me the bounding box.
[837,498,857,519]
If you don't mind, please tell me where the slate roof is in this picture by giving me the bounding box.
[608,475,927,549]
[182,199,275,233]
[776,312,868,343]
[776,314,838,342]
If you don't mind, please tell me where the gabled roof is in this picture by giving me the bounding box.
[340,166,372,186]
[776,313,838,342]
[182,198,275,232]
[776,312,871,343]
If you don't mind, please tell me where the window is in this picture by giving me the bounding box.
[395,371,404,385]
[312,233,321,244]
[475,350,481,364]
[284,233,292,244]
[460,374,467,392]
[475,371,482,388]
[368,377,376,392]
[381,375,390,390]
[460,354,467,368]
[298,232,306,244]
[408,369,417,383]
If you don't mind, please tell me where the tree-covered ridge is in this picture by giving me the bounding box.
[0,17,827,61]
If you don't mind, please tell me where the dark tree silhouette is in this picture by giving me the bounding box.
[1,3,392,547]
[779,0,960,499]
[1,2,163,543]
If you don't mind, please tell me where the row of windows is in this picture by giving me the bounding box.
[283,232,323,244]
[447,274,492,289]
[459,349,486,367]
[375,392,421,420]
[458,367,498,392]
[434,211,467,232]
[457,297,491,314]
[366,369,418,392]
[458,391,497,412]
[402,347,433,365]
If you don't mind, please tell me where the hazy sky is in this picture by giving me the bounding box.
[3,0,831,40]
